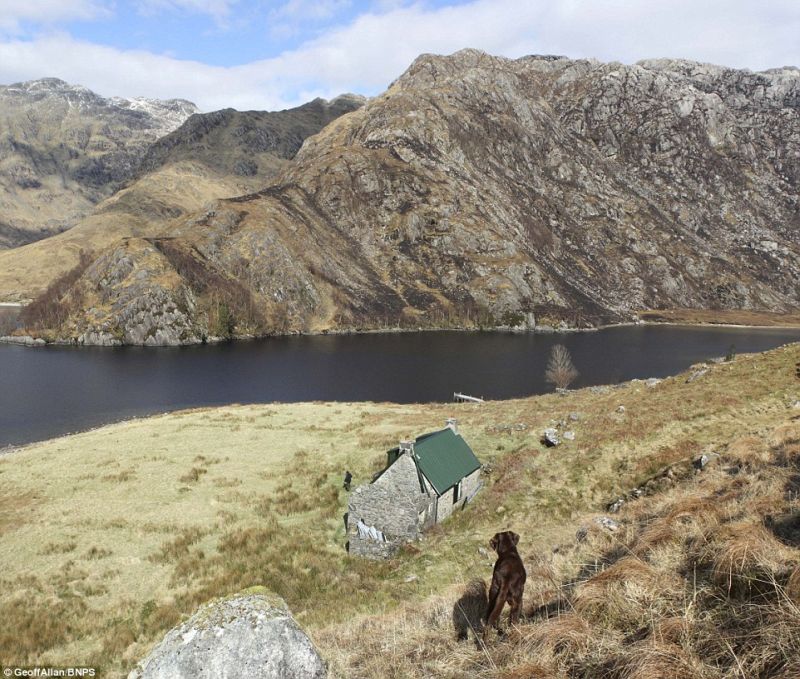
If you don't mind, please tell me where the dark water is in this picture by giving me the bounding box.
[1,325,799,448]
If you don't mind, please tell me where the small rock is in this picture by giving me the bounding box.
[478,546,489,557]
[542,428,560,447]
[568,412,581,421]
[575,526,589,542]
[404,574,418,583]
[686,367,708,383]
[594,516,620,532]
[791,400,800,410]
[496,505,506,515]
[563,431,575,441]
[693,454,716,471]
[645,378,662,388]
[616,405,626,414]
[608,498,626,513]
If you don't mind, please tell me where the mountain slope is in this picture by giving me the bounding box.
[0,95,364,302]
[137,94,365,179]
[0,78,198,248]
[10,51,800,342]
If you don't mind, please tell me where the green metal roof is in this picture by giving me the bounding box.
[412,428,480,495]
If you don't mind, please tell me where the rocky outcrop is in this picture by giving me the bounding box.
[65,238,208,346]
[10,51,800,341]
[0,78,197,248]
[0,335,45,346]
[129,590,326,679]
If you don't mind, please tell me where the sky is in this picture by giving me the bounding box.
[0,0,798,111]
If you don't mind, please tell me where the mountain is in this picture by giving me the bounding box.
[137,94,366,179]
[0,78,197,249]
[8,51,800,344]
[0,94,365,301]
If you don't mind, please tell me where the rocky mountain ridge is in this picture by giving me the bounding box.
[8,51,800,344]
[0,93,364,302]
[0,78,198,248]
[137,94,366,179]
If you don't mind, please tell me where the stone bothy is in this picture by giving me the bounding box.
[347,419,482,559]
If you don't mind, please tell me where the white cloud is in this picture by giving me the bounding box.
[135,0,238,20]
[0,0,797,111]
[268,0,352,39]
[272,0,351,22]
[0,0,109,33]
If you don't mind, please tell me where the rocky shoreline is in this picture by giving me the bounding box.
[4,315,800,349]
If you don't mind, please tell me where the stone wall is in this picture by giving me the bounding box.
[434,468,482,523]
[461,468,482,503]
[347,453,433,559]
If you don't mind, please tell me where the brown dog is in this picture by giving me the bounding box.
[484,530,526,640]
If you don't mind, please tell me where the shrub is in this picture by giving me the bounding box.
[19,250,93,331]
[0,308,19,335]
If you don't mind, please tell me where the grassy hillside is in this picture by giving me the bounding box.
[0,342,798,677]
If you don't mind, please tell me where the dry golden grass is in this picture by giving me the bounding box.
[639,308,800,327]
[317,344,800,678]
[1,342,799,677]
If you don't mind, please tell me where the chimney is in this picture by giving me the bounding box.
[446,418,458,435]
[399,440,415,455]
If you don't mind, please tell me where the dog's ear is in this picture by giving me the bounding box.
[511,531,520,546]
[490,534,499,552]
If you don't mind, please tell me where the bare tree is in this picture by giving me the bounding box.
[545,344,578,390]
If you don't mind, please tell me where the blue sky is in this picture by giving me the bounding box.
[0,1,798,111]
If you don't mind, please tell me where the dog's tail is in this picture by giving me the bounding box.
[486,581,510,628]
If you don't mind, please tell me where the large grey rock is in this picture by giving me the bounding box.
[129,590,326,679]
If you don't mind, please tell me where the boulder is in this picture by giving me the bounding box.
[542,428,560,447]
[129,589,326,679]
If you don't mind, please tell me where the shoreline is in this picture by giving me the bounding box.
[3,315,800,348]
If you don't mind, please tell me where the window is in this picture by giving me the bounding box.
[453,480,461,504]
